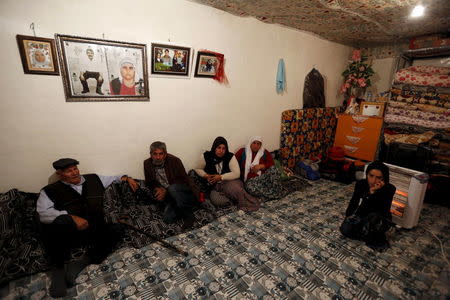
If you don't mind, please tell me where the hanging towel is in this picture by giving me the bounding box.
[303,68,325,108]
[276,59,286,93]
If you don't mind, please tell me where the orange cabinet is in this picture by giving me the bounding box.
[333,114,383,161]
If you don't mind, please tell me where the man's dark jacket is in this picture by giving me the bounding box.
[143,154,194,191]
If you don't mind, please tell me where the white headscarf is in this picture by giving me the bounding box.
[119,57,140,83]
[244,136,265,181]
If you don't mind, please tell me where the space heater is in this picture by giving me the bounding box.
[364,162,429,229]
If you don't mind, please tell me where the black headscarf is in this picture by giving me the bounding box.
[366,160,390,184]
[203,136,234,175]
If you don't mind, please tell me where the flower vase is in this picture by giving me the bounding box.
[344,96,359,114]
[350,87,366,99]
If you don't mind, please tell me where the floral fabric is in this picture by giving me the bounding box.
[384,113,450,130]
[388,101,450,114]
[244,166,310,201]
[384,131,436,145]
[390,94,450,108]
[394,67,450,88]
[386,106,450,122]
[280,107,341,169]
[408,65,450,75]
[244,166,286,200]
[192,0,449,46]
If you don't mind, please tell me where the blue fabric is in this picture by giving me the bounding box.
[276,58,285,93]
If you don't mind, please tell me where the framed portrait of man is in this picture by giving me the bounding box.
[55,34,149,102]
[16,35,59,75]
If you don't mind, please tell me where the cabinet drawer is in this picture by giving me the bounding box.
[339,144,377,161]
[333,114,383,161]
[337,114,383,131]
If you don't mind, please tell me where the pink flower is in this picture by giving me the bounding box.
[340,84,348,93]
[357,78,366,87]
[351,49,361,61]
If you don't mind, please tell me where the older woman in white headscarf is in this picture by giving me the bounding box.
[235,136,275,182]
[236,136,290,201]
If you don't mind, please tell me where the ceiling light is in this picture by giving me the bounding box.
[411,5,425,17]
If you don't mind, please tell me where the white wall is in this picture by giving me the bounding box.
[0,0,350,192]
[369,57,396,95]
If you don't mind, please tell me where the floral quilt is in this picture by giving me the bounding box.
[386,106,450,123]
[280,107,341,169]
[394,66,450,88]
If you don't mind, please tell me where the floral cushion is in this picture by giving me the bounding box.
[280,107,342,169]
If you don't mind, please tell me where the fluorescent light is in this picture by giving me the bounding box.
[411,5,425,17]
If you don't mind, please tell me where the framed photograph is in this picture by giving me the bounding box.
[360,101,385,117]
[55,34,149,102]
[16,35,59,75]
[194,51,220,78]
[151,43,191,77]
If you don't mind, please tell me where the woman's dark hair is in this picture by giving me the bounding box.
[366,160,390,183]
[210,136,229,154]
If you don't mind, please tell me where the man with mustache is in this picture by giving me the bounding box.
[143,141,196,228]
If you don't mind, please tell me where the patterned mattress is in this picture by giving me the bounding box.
[2,180,449,299]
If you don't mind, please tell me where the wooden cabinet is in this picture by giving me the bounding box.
[333,114,383,161]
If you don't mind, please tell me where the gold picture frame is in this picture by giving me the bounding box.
[16,35,59,75]
[360,101,385,117]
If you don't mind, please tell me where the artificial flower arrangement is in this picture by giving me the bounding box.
[340,49,375,94]
[340,49,375,114]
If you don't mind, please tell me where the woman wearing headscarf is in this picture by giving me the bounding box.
[340,161,396,252]
[235,136,290,201]
[194,137,260,212]
[235,136,274,182]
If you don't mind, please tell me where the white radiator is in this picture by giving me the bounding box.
[364,163,429,229]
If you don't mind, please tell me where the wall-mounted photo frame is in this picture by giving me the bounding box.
[16,35,59,75]
[151,43,191,77]
[360,101,385,117]
[55,34,149,102]
[194,51,220,78]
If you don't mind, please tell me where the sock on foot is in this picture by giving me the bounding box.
[65,256,91,286]
[181,215,195,230]
[49,267,67,298]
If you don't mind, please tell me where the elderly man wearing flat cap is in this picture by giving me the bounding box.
[36,158,138,298]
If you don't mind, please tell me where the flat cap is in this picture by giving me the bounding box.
[52,158,79,170]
